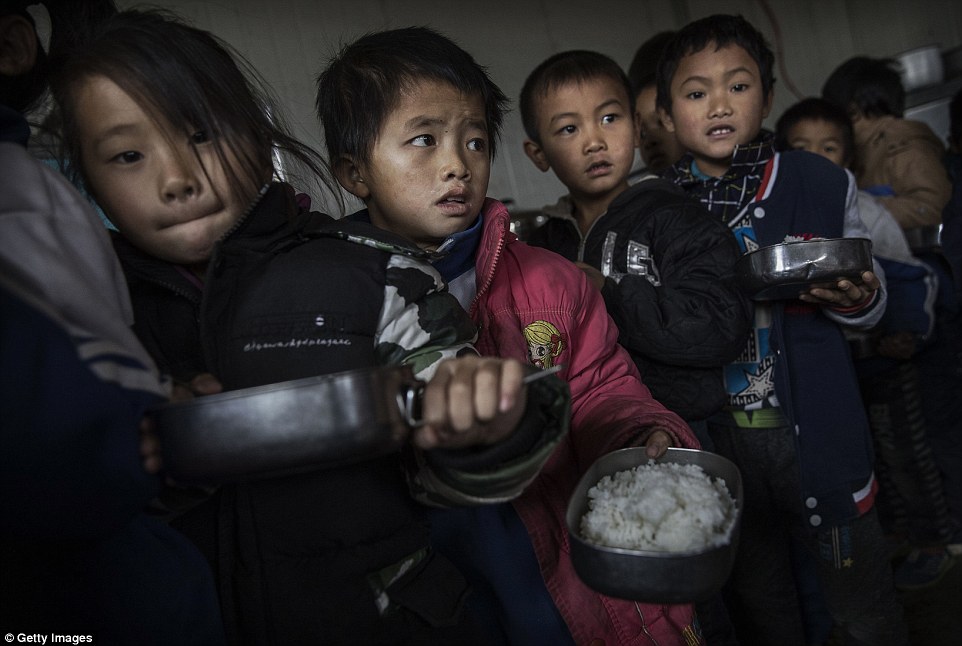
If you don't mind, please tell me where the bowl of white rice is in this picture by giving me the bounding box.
[566,447,742,603]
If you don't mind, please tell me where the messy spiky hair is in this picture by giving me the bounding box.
[316,26,508,170]
[519,49,634,144]
[656,14,776,115]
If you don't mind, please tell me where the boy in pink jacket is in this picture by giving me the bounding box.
[316,26,703,646]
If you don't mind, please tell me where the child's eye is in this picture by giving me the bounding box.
[731,84,748,93]
[602,114,619,125]
[685,91,704,100]
[191,130,211,144]
[411,134,436,147]
[111,151,143,164]
[555,124,577,136]
[467,138,487,153]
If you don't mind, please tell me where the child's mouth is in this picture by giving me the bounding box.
[586,161,612,177]
[707,126,735,137]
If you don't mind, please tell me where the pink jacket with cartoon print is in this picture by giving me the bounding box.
[469,198,703,646]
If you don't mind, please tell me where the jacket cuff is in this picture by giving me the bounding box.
[413,375,570,505]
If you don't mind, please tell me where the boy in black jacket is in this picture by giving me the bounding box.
[521,49,751,436]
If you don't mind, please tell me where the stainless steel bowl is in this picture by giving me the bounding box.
[734,237,873,301]
[566,447,743,603]
[152,365,421,484]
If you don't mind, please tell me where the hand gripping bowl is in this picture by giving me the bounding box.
[734,237,873,301]
[566,447,743,603]
[151,365,423,484]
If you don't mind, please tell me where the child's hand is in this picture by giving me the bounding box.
[412,356,528,450]
[798,270,880,310]
[171,372,223,401]
[643,427,673,459]
[144,373,223,476]
[575,262,606,291]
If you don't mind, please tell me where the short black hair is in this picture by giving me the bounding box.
[627,31,675,97]
[316,26,508,170]
[655,14,775,115]
[774,97,855,165]
[821,56,905,118]
[519,49,634,144]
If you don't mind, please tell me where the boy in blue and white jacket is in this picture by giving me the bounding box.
[657,14,908,646]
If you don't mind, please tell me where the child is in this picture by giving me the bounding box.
[656,14,908,646]
[1,2,224,643]
[821,56,951,230]
[316,26,702,646]
[49,10,569,645]
[627,31,687,174]
[519,49,751,437]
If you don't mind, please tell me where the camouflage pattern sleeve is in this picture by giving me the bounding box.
[372,252,570,507]
[373,253,478,379]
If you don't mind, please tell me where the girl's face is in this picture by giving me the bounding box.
[73,75,257,269]
[661,43,773,177]
[344,79,491,252]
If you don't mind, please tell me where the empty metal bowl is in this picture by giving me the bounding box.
[566,447,743,603]
[734,237,873,301]
[151,365,422,484]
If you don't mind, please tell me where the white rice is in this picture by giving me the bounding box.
[580,461,736,552]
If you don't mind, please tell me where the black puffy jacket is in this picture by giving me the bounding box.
[528,176,751,421]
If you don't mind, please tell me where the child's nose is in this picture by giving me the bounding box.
[161,153,203,202]
[441,149,470,180]
[708,94,733,118]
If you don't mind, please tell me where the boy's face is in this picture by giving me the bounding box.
[784,118,849,168]
[523,76,637,205]
[342,79,491,251]
[660,42,773,177]
[635,84,686,173]
[74,75,255,269]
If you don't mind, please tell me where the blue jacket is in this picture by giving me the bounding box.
[749,151,879,527]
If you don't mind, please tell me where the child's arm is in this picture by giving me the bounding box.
[374,254,568,506]
[801,171,888,328]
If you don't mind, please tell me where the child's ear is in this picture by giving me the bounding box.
[333,156,370,200]
[523,139,551,173]
[761,89,775,120]
[658,107,676,134]
[0,15,38,77]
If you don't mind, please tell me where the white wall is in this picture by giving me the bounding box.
[121,0,962,214]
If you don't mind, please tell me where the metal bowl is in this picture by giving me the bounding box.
[151,365,421,484]
[734,237,873,301]
[566,447,743,603]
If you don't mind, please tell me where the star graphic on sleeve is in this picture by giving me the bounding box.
[738,362,775,400]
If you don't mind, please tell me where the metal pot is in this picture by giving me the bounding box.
[152,365,423,484]
[897,45,944,92]
[566,447,743,603]
[734,237,873,301]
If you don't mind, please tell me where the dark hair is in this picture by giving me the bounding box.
[655,14,775,114]
[821,56,905,118]
[774,97,855,164]
[627,31,675,96]
[49,9,332,207]
[316,26,508,170]
[519,49,634,144]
